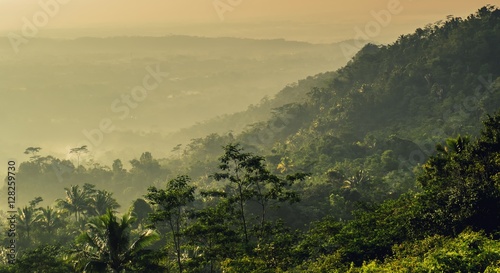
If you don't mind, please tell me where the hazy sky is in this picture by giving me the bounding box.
[1,0,498,43]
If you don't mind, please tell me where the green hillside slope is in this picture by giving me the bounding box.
[3,6,500,272]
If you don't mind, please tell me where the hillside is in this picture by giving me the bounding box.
[163,71,337,146]
[166,5,500,221]
[2,6,500,272]
[6,5,500,217]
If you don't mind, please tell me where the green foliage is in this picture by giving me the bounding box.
[412,116,500,237]
[3,6,500,272]
[75,209,159,272]
[88,190,121,217]
[8,245,74,273]
[129,198,153,229]
[183,203,238,272]
[145,175,196,272]
[346,230,500,272]
[211,143,304,249]
[38,206,66,243]
[56,185,92,222]
[295,110,500,271]
[16,205,41,248]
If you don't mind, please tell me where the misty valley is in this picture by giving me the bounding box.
[1,5,500,273]
[0,35,353,164]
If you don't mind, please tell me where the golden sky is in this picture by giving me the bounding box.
[0,0,499,43]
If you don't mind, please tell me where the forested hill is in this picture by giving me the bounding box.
[3,6,500,272]
[176,5,500,191]
[235,5,500,172]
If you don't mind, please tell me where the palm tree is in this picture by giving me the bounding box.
[17,206,41,246]
[77,209,159,273]
[88,190,121,217]
[38,206,64,237]
[57,185,90,222]
[439,135,470,155]
[342,170,370,190]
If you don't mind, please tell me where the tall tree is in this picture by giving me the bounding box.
[183,197,238,273]
[70,145,88,168]
[24,147,42,161]
[145,175,196,273]
[211,143,303,248]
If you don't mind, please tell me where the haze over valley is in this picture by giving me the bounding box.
[2,2,500,272]
[0,36,353,165]
[1,0,495,167]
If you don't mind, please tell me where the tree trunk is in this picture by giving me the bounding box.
[238,183,249,247]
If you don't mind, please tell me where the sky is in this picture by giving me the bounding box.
[1,0,499,43]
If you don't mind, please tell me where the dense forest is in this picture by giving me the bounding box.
[2,5,500,272]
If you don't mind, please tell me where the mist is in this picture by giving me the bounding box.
[0,0,495,197]
[2,2,500,271]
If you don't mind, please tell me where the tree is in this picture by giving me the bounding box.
[57,185,90,222]
[24,147,42,161]
[184,193,238,272]
[38,206,65,239]
[17,205,41,247]
[435,135,470,156]
[171,144,183,158]
[130,152,160,173]
[412,114,500,237]
[211,144,262,248]
[70,145,88,168]
[13,245,75,273]
[129,152,168,191]
[129,198,153,229]
[88,190,121,217]
[145,175,196,273]
[77,209,160,273]
[112,159,125,173]
[15,197,44,247]
[211,143,303,249]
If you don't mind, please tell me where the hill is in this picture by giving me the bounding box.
[2,5,500,273]
[7,6,500,215]
[167,5,500,222]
